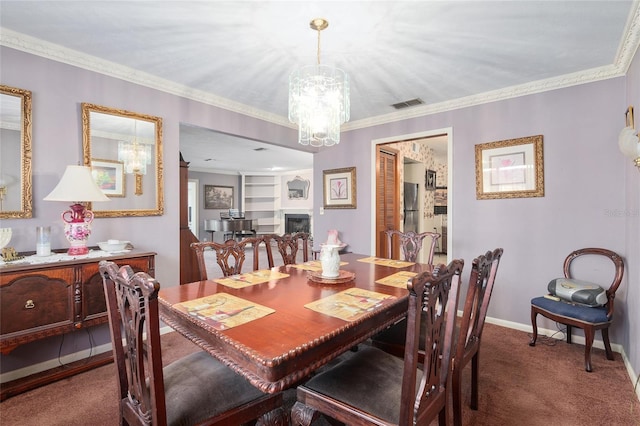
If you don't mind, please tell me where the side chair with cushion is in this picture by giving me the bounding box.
[265,232,310,265]
[191,237,262,280]
[291,260,464,426]
[529,247,625,372]
[452,248,504,426]
[385,229,440,264]
[99,260,283,426]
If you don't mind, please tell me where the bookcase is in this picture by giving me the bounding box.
[242,174,281,235]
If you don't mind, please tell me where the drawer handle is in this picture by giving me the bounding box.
[25,300,35,309]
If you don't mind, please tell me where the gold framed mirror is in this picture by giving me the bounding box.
[0,85,33,219]
[82,103,164,217]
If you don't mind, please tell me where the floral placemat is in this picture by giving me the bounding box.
[304,288,396,322]
[290,260,348,272]
[357,256,414,268]
[174,293,274,330]
[376,271,418,288]
[213,269,289,289]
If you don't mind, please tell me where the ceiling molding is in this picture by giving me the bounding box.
[2,2,639,133]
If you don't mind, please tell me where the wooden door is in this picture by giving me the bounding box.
[376,147,400,257]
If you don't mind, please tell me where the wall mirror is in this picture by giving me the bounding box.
[0,85,32,219]
[287,176,310,199]
[82,103,164,217]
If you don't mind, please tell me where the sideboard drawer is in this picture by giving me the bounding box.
[0,269,74,336]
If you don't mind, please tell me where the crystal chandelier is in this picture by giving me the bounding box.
[289,18,350,147]
[117,121,152,175]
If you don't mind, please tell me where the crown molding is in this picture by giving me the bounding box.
[0,28,292,129]
[3,3,639,133]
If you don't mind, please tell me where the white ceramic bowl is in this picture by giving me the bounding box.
[98,240,130,252]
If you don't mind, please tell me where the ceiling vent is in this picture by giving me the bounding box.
[391,98,424,110]
[253,147,267,151]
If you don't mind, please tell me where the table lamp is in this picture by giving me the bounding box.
[44,165,110,255]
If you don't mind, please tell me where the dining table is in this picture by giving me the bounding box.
[158,252,433,394]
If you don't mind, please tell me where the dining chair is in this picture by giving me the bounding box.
[452,248,503,426]
[191,237,264,280]
[264,232,310,265]
[99,260,284,426]
[291,259,464,426]
[385,229,440,264]
[529,248,625,372]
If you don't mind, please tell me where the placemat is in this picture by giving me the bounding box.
[357,256,415,268]
[376,271,418,288]
[213,269,289,289]
[304,288,396,322]
[174,293,275,330]
[290,260,348,272]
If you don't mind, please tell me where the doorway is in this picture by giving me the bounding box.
[372,129,451,262]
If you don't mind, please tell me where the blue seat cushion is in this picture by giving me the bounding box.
[531,296,609,324]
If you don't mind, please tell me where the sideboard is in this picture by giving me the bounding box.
[0,250,156,400]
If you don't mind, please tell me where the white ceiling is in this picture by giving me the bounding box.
[2,1,638,172]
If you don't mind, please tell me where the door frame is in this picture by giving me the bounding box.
[370,127,453,260]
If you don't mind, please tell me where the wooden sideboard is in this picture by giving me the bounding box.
[0,250,155,400]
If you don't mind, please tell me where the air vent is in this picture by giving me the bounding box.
[253,147,267,151]
[391,98,424,110]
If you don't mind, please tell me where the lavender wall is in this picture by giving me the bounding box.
[314,74,637,375]
[622,47,640,382]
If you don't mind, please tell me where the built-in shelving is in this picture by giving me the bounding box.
[242,174,281,235]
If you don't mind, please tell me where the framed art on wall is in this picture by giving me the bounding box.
[91,159,125,197]
[425,169,436,190]
[475,135,544,199]
[204,185,233,209]
[323,167,356,209]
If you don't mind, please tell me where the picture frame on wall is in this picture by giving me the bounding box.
[425,169,436,190]
[475,135,544,200]
[91,158,125,197]
[204,185,233,209]
[323,167,357,209]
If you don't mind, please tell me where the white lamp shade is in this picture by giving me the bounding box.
[618,127,640,159]
[44,165,110,202]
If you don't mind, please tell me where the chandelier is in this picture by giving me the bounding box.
[117,121,152,175]
[289,18,350,147]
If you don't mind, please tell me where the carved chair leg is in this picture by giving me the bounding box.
[470,352,479,410]
[601,328,615,360]
[529,309,538,346]
[451,365,463,426]
[583,327,595,372]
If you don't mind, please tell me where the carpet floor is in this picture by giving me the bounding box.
[1,323,638,425]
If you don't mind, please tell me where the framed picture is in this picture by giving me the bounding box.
[90,159,125,197]
[475,135,544,199]
[425,169,436,190]
[204,185,234,209]
[323,167,356,209]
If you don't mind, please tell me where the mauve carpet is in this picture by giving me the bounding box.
[1,323,638,425]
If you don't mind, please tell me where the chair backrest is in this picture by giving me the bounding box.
[191,237,259,280]
[99,260,166,425]
[264,232,310,265]
[455,248,503,365]
[399,259,464,425]
[563,248,624,319]
[385,229,441,263]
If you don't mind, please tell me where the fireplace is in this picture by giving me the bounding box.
[285,214,310,234]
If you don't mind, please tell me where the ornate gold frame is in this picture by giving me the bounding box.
[82,103,164,217]
[323,167,357,209]
[0,85,32,219]
[475,135,544,200]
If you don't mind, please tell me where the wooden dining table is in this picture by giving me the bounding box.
[158,252,433,394]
